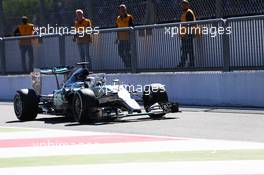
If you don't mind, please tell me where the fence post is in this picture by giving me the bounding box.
[0,0,4,37]
[0,39,6,74]
[84,0,94,19]
[130,29,138,73]
[59,35,66,66]
[216,0,224,18]
[39,0,47,25]
[222,20,230,72]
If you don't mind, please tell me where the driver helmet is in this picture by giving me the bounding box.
[76,68,89,81]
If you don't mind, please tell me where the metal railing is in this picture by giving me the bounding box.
[226,15,264,69]
[134,19,225,72]
[0,15,263,74]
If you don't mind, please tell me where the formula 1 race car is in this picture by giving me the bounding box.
[13,62,179,123]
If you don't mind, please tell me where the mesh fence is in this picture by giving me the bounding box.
[81,0,264,26]
[223,0,264,18]
[2,0,264,36]
[92,0,147,28]
[2,16,264,74]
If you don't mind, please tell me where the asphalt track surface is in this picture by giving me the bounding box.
[1,102,264,142]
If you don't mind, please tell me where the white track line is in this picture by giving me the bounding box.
[1,127,264,158]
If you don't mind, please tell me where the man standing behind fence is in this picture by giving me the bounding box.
[14,16,35,73]
[74,9,92,68]
[116,4,134,69]
[178,0,196,68]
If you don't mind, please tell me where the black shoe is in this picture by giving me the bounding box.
[126,66,132,69]
[177,63,184,68]
[188,63,194,68]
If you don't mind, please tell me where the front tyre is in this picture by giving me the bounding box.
[143,84,168,119]
[72,89,99,123]
[13,89,39,121]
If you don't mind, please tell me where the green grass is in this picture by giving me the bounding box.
[1,149,264,168]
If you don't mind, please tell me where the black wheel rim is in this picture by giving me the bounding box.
[14,95,23,116]
[73,95,82,120]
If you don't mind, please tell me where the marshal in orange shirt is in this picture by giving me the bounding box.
[74,18,92,44]
[116,14,134,41]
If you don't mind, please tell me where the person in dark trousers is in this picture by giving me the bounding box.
[115,4,134,68]
[14,16,35,72]
[74,9,92,67]
[178,0,196,68]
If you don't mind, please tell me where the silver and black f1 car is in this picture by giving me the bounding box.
[13,63,179,123]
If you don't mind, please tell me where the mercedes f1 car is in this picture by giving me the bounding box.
[13,63,179,123]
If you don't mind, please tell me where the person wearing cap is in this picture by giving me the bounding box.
[14,16,35,72]
[178,0,196,68]
[74,9,92,67]
[115,4,134,68]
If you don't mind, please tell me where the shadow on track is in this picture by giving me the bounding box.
[65,116,178,127]
[6,116,179,126]
[6,116,71,125]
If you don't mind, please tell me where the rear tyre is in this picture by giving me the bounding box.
[143,84,168,119]
[72,89,100,123]
[13,89,39,121]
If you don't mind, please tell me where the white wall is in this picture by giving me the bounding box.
[0,75,31,101]
[1,71,264,107]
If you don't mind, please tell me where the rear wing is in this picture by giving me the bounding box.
[31,67,73,95]
[40,67,72,75]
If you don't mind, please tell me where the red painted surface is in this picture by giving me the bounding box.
[0,135,184,148]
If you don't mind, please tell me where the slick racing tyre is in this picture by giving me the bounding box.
[72,89,100,123]
[143,84,169,119]
[13,89,39,121]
